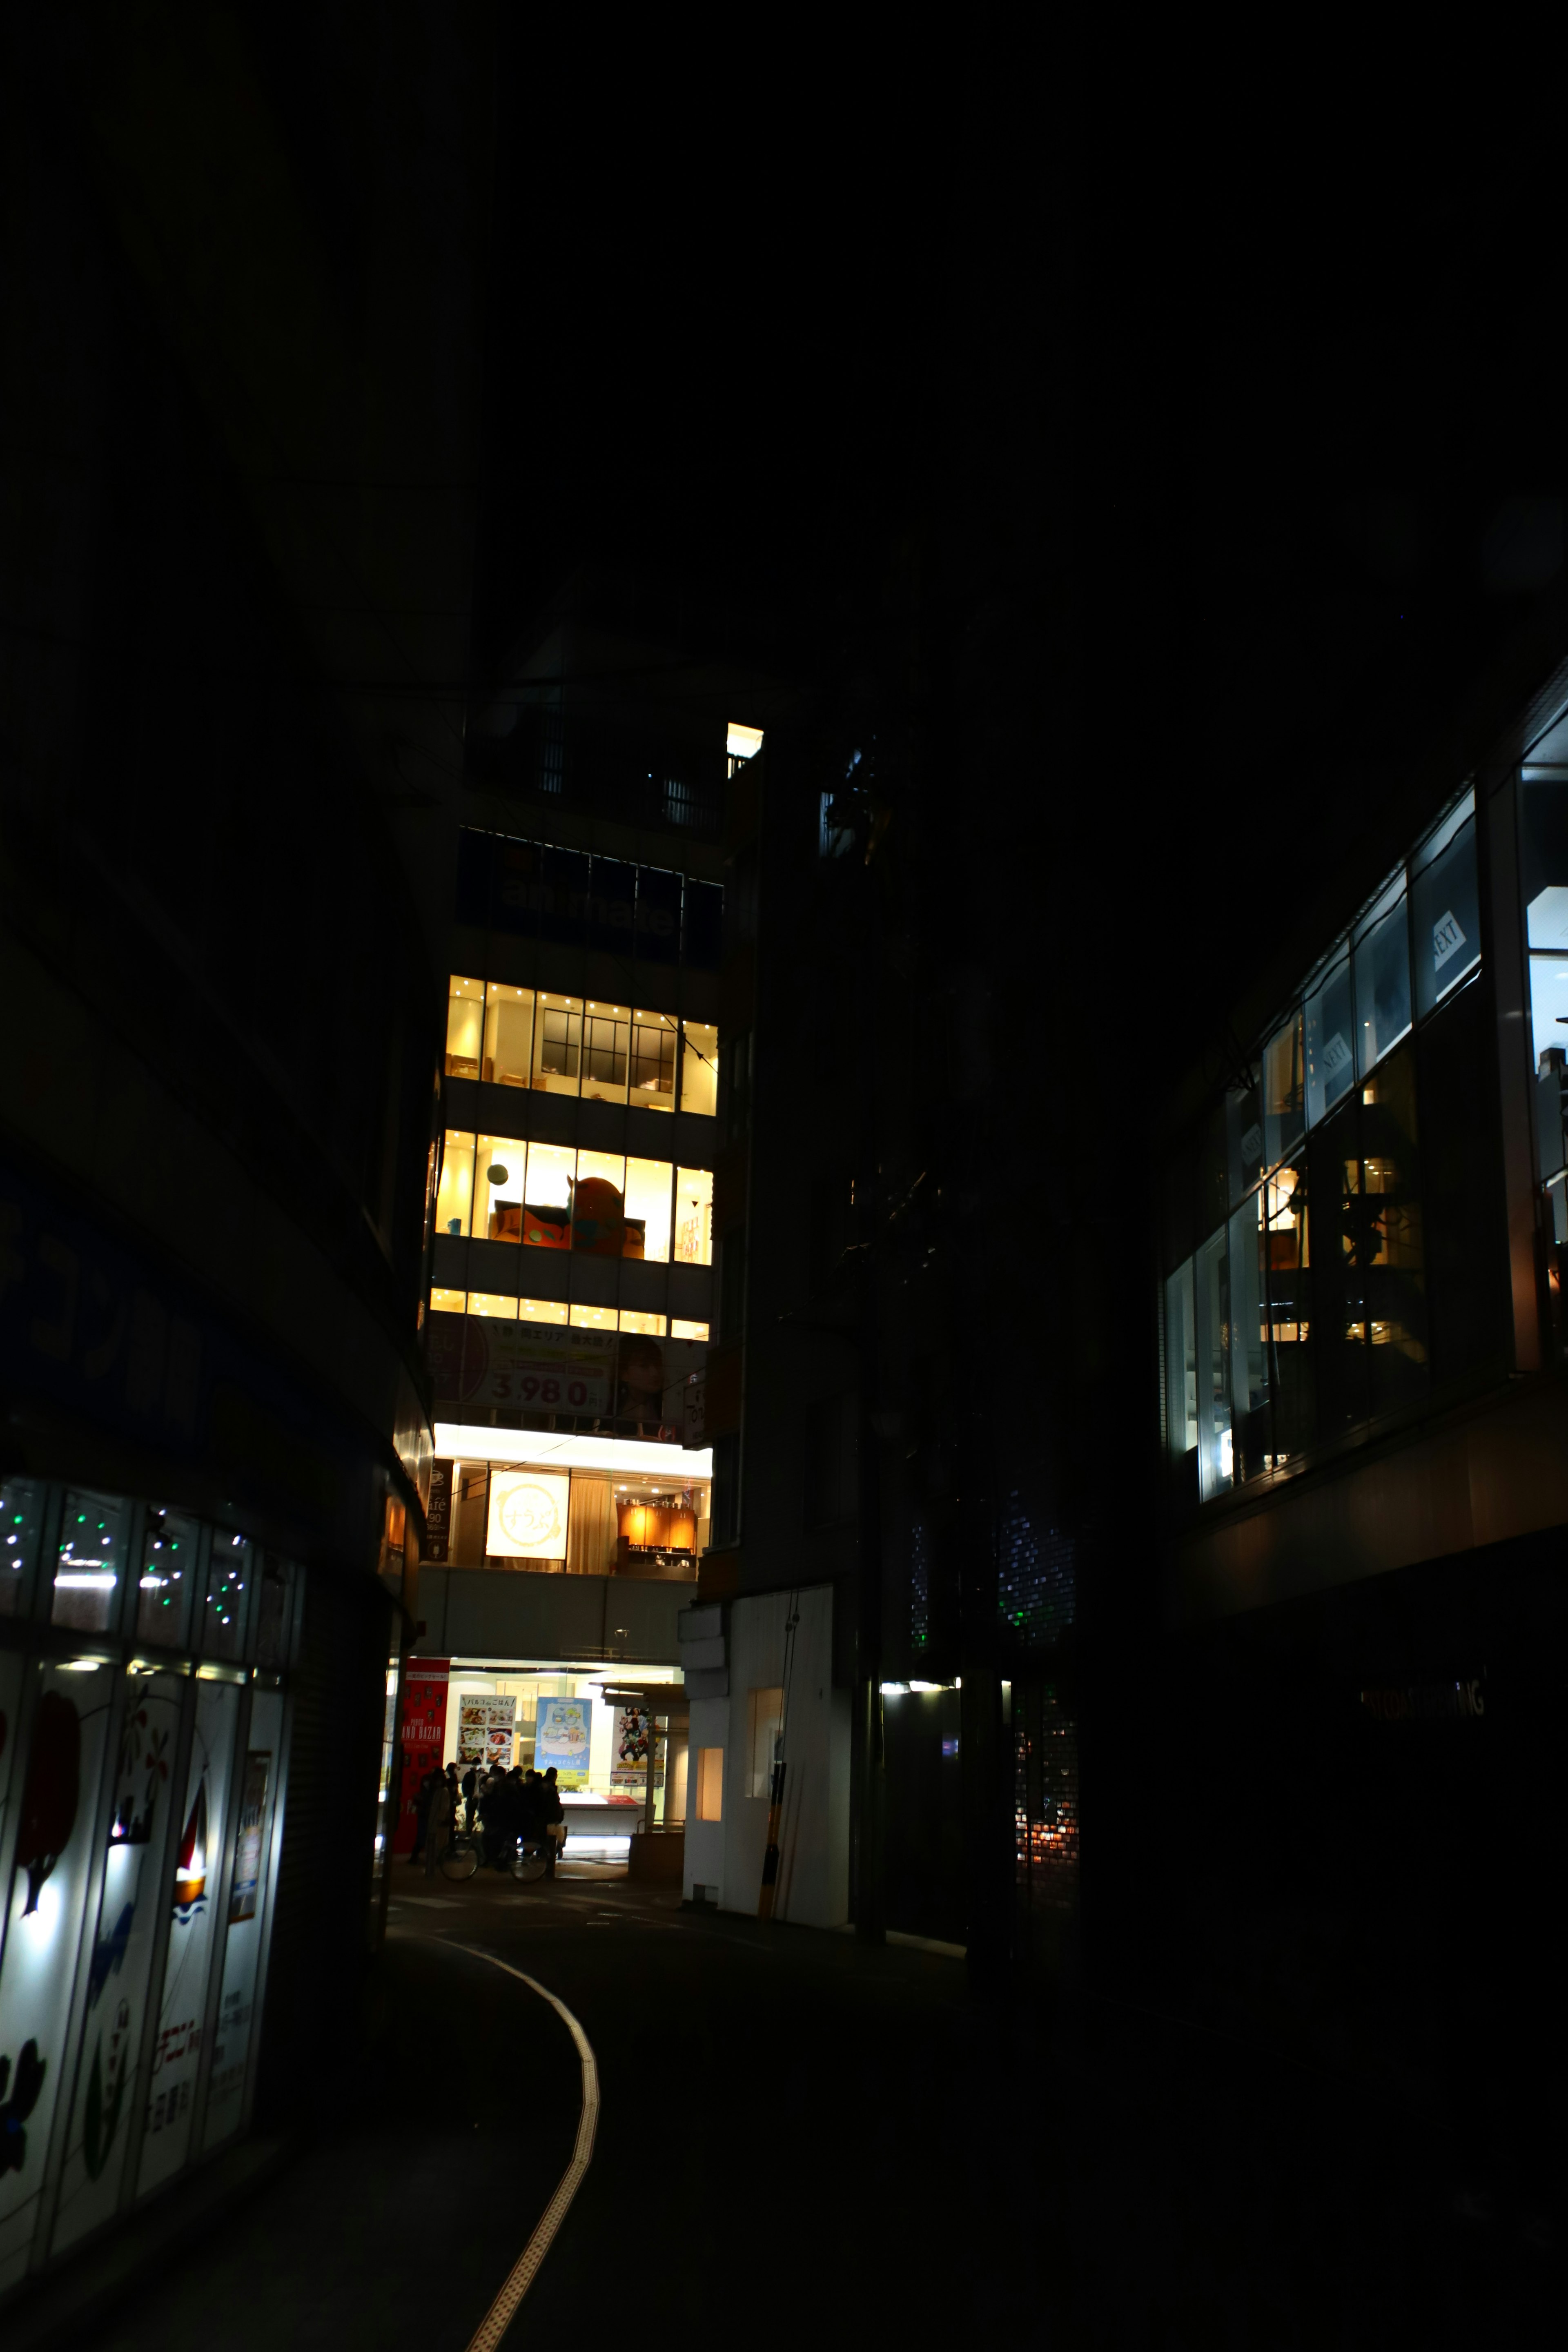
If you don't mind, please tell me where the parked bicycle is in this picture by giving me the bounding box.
[437,1827,548,1883]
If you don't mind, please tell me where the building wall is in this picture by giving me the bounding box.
[711,1586,848,1929]
[414,1568,687,1664]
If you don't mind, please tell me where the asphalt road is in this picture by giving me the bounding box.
[46,1862,1568,2348]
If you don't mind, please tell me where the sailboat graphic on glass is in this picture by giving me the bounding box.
[172,1779,208,1923]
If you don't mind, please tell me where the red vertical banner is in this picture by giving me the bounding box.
[392,1658,450,1856]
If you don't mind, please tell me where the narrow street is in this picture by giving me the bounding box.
[9,1869,1552,2350]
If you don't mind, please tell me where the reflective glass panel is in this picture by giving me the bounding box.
[522,1143,574,1251]
[1354,884,1412,1076]
[1193,1229,1232,1500]
[1227,1190,1269,1482]
[1163,1259,1196,1465]
[1411,808,1480,1018]
[445,976,483,1078]
[1263,1011,1304,1172]
[202,1686,284,2150]
[1362,1046,1427,1420]
[0,1473,45,1618]
[1225,1082,1263,1208]
[1265,1160,1313,1464]
[135,1506,198,1647]
[483,983,536,1089]
[467,1292,519,1319]
[1308,1104,1369,1435]
[201,1532,253,1662]
[680,1021,719,1116]
[53,1488,128,1635]
[1305,955,1355,1126]
[436,1131,475,1238]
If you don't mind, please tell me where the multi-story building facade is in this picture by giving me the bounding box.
[399,587,782,1862]
[1154,651,1568,2110]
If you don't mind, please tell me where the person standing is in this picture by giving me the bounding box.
[539,1766,565,1879]
[425,1763,457,1879]
[461,1760,478,1833]
[409,1763,440,1866]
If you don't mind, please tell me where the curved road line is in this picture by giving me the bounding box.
[445,1942,601,2350]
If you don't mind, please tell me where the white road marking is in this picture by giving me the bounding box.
[448,1944,600,2350]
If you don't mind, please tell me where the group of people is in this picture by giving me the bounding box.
[409,1757,567,1879]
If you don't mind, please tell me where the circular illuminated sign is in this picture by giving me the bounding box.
[497,1481,564,1552]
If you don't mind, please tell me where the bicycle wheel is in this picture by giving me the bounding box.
[439,1835,480,1881]
[512,1843,547,1884]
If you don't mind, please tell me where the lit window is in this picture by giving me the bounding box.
[569,1304,615,1328]
[625,1157,672,1263]
[518,1296,569,1325]
[436,1131,476,1237]
[582,1000,630,1104]
[630,1009,677,1109]
[727,722,763,770]
[430,1286,466,1315]
[445,975,484,1078]
[679,1020,718,1117]
[467,1293,518,1320]
[573,1149,627,1256]
[675,1167,713,1266]
[476,1135,528,1242]
[534,994,584,1097]
[618,1310,667,1335]
[670,1319,710,1342]
[483,982,537,1089]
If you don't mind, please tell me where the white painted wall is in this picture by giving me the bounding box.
[719,1585,848,1929]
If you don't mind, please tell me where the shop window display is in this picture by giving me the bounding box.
[1411,796,1480,1020]
[675,1167,713,1266]
[135,1506,198,1647]
[0,1474,44,1618]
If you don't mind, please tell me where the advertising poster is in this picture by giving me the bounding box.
[394,1659,450,1858]
[228,1750,272,1923]
[486,1470,570,1561]
[423,1458,452,1564]
[457,1694,517,1767]
[426,1312,613,1415]
[536,1695,593,1789]
[610,1705,650,1792]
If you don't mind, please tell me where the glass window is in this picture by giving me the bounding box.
[534,993,584,1097]
[1227,1191,1269,1482]
[1193,1229,1232,1500]
[430,1285,466,1314]
[522,1143,574,1252]
[573,1149,627,1256]
[445,976,484,1079]
[1411,804,1480,1018]
[1354,881,1412,1076]
[483,983,536,1089]
[630,1010,677,1109]
[637,865,681,965]
[52,1486,128,1633]
[475,1134,528,1242]
[581,998,631,1104]
[619,1310,668,1335]
[1225,1082,1263,1209]
[254,1555,295,1670]
[135,1505,198,1647]
[569,1303,618,1332]
[1307,1104,1370,1435]
[675,1168,713,1267]
[1163,1260,1196,1466]
[1538,1042,1568,1183]
[1362,1046,1428,1420]
[1265,1160,1313,1464]
[436,1130,475,1238]
[680,1021,719,1117]
[0,1473,45,1619]
[1263,1011,1304,1172]
[1305,954,1355,1127]
[202,1531,254,1663]
[468,1292,519,1319]
[519,1296,569,1325]
[670,1318,710,1341]
[625,1157,673,1263]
